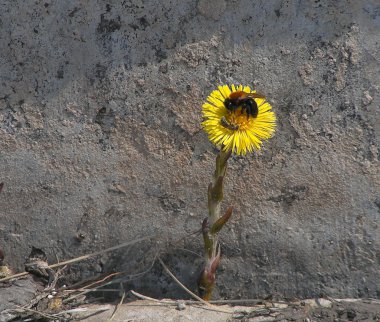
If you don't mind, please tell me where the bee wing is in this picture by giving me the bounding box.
[248,92,266,99]
[248,92,268,108]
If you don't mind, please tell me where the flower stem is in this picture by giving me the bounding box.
[198,149,232,300]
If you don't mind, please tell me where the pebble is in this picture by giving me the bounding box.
[362,91,373,106]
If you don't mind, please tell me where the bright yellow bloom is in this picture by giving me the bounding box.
[202,85,276,155]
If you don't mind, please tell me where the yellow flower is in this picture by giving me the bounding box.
[202,84,276,155]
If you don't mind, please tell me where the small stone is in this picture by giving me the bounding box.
[303,298,332,308]
[362,91,373,106]
[273,302,288,309]
[308,100,320,112]
[158,64,168,74]
[0,265,12,278]
[136,79,145,86]
[346,308,357,319]
[313,48,324,59]
[369,145,378,159]
[361,160,371,170]
[176,302,186,310]
[280,47,291,55]
[209,36,219,47]
[350,25,359,33]
[298,63,313,86]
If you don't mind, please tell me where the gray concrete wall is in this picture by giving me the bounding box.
[0,0,379,299]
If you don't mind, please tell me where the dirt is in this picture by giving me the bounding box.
[1,268,380,321]
[77,299,380,322]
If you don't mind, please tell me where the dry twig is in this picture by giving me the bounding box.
[131,290,164,303]
[107,286,126,322]
[0,235,156,283]
[157,257,233,314]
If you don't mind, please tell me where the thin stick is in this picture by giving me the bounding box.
[49,235,155,268]
[157,257,232,314]
[46,265,66,291]
[130,291,263,306]
[0,235,156,283]
[78,272,123,290]
[131,290,164,303]
[131,289,236,315]
[158,258,206,304]
[63,272,123,304]
[175,247,202,258]
[62,288,121,293]
[99,251,158,287]
[51,305,112,315]
[63,252,158,303]
[11,306,57,320]
[108,288,126,322]
[208,299,262,304]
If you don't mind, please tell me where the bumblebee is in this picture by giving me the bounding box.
[223,91,266,119]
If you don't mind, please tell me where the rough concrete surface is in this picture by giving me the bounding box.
[0,0,379,301]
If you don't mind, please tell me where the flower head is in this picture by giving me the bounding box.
[202,84,276,155]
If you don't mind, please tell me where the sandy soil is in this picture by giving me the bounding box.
[1,276,380,321]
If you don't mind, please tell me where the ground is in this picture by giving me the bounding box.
[1,277,380,321]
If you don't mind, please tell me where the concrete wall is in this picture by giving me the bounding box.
[0,0,379,299]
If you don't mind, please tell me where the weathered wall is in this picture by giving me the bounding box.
[0,0,379,299]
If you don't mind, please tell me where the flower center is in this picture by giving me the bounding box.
[225,108,252,131]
